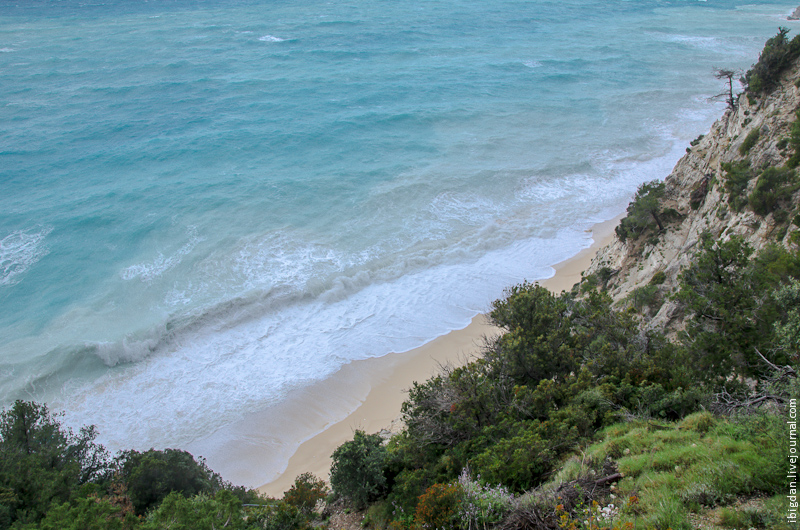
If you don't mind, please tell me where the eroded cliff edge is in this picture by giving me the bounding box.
[586,54,800,334]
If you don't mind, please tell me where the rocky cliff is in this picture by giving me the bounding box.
[586,55,800,332]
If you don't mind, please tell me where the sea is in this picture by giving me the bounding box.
[0,0,795,486]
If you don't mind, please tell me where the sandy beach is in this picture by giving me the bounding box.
[254,215,620,498]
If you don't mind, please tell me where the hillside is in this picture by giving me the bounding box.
[587,49,800,333]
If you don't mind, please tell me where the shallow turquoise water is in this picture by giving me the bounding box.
[0,0,795,483]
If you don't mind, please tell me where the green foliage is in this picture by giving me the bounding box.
[575,412,788,530]
[677,236,800,377]
[615,181,666,243]
[36,496,138,530]
[774,279,800,358]
[457,471,513,529]
[625,284,659,312]
[488,283,577,384]
[470,423,557,491]
[115,448,224,515]
[330,430,387,509]
[0,400,110,526]
[282,473,327,515]
[676,235,762,378]
[744,27,800,95]
[787,109,800,168]
[393,283,704,511]
[718,506,779,529]
[579,267,614,294]
[720,160,754,211]
[738,128,760,156]
[141,490,248,530]
[249,500,311,530]
[747,166,797,216]
[413,483,462,530]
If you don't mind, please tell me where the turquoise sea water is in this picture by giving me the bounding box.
[0,0,795,484]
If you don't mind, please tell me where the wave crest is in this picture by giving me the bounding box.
[0,227,53,287]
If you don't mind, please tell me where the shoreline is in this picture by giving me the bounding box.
[252,214,621,498]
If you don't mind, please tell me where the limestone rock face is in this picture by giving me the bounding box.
[585,57,800,332]
[788,7,800,20]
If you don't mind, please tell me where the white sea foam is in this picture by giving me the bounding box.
[523,60,542,68]
[259,35,285,42]
[121,227,202,282]
[59,226,588,459]
[0,227,52,287]
[0,48,14,53]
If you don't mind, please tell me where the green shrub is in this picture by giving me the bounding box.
[457,471,513,529]
[721,161,754,211]
[246,500,311,530]
[626,284,659,311]
[738,129,760,156]
[748,166,796,215]
[330,430,387,509]
[615,181,666,242]
[141,491,249,530]
[36,496,138,530]
[470,425,556,492]
[787,109,800,168]
[649,271,666,285]
[719,506,776,529]
[488,283,577,384]
[678,411,716,434]
[744,27,800,95]
[115,448,223,516]
[0,401,110,526]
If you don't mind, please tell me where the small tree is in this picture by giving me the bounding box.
[413,483,463,530]
[283,472,327,515]
[615,180,666,242]
[329,430,387,509]
[744,27,800,95]
[0,400,110,525]
[115,448,224,515]
[713,68,741,109]
[140,490,246,530]
[488,282,577,385]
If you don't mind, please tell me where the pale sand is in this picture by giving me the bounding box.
[253,215,620,498]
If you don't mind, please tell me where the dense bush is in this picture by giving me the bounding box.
[744,27,800,95]
[282,472,327,515]
[721,160,754,211]
[738,128,760,155]
[413,483,462,530]
[747,166,797,215]
[676,234,800,378]
[115,448,225,515]
[33,495,138,530]
[330,430,388,509]
[614,180,666,243]
[0,400,110,527]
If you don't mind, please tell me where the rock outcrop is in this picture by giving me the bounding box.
[586,56,800,332]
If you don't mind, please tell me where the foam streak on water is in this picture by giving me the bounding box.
[0,0,796,485]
